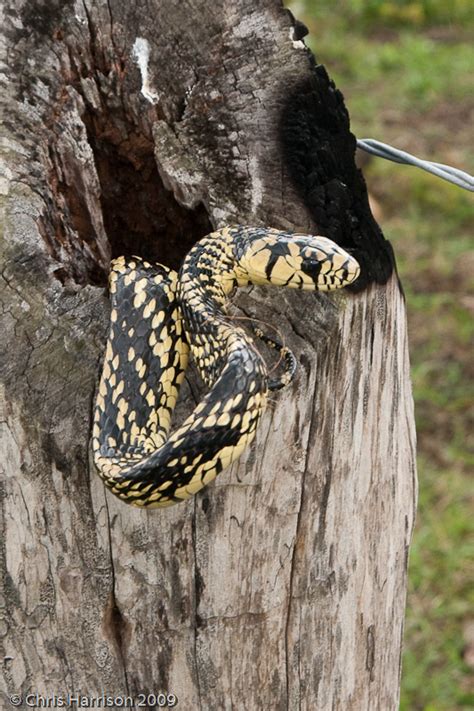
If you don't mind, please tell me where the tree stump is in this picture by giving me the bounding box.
[1,1,416,709]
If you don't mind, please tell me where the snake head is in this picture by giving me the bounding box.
[234,228,360,291]
[298,235,361,291]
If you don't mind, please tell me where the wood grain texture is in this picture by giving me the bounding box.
[1,1,416,709]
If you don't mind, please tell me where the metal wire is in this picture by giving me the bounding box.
[356,138,474,192]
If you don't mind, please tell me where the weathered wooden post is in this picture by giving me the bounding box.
[1,2,416,708]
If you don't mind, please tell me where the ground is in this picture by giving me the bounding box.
[287,2,473,708]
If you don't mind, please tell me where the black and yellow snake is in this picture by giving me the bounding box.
[92,226,360,507]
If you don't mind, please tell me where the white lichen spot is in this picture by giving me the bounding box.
[289,27,305,50]
[132,38,160,104]
[248,156,263,215]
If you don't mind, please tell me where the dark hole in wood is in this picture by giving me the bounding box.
[83,114,212,276]
[41,99,212,288]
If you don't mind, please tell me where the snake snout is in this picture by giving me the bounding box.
[333,250,361,287]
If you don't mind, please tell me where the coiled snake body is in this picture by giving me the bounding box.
[93,226,360,507]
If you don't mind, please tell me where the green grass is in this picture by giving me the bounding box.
[287,2,474,708]
[290,0,474,29]
[319,32,472,113]
[402,461,474,710]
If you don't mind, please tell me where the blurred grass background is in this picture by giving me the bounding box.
[286,2,473,708]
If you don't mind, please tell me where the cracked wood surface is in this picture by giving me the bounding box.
[1,1,416,709]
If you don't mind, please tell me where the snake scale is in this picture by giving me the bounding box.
[93,226,360,507]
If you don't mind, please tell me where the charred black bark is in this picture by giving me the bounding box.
[280,67,395,290]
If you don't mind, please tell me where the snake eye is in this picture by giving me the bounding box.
[300,243,360,290]
[300,256,322,283]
